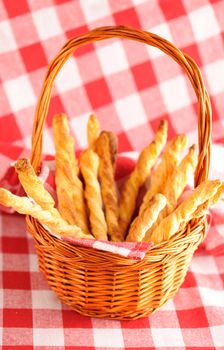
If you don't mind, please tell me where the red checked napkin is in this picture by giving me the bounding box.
[0,143,224,259]
[0,144,154,260]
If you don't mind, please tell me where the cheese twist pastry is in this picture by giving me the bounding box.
[119,120,168,239]
[140,134,187,214]
[148,180,222,244]
[55,186,77,225]
[126,194,167,242]
[163,145,197,216]
[14,158,60,219]
[193,183,224,218]
[0,188,93,239]
[107,131,118,170]
[53,114,89,234]
[95,132,121,241]
[69,173,90,235]
[80,150,108,240]
[144,145,197,241]
[87,114,100,148]
[53,113,79,175]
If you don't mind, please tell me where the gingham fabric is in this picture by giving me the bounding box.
[0,0,224,348]
[0,156,155,260]
[1,196,224,349]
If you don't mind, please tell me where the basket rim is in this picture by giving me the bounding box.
[27,214,207,264]
[30,25,211,189]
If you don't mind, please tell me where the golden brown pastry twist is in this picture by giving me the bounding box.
[14,158,60,218]
[87,114,100,148]
[126,194,167,242]
[148,180,222,244]
[139,134,187,214]
[119,120,168,238]
[144,145,197,241]
[80,149,108,240]
[163,145,197,216]
[53,114,89,234]
[95,132,121,241]
[193,183,224,218]
[0,188,93,239]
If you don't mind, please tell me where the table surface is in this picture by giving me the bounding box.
[1,0,224,348]
[1,208,224,349]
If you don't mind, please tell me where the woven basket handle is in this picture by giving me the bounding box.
[31,25,211,187]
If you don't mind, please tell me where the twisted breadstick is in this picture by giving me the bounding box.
[126,194,167,242]
[53,113,78,224]
[0,188,93,239]
[53,113,79,175]
[144,145,197,240]
[107,131,118,170]
[148,180,222,244]
[14,158,60,218]
[94,130,118,167]
[119,120,168,238]
[95,132,121,241]
[163,145,197,216]
[56,187,77,225]
[54,161,78,225]
[193,183,224,218]
[59,163,90,235]
[80,150,108,240]
[139,134,187,214]
[87,114,100,148]
[53,114,89,234]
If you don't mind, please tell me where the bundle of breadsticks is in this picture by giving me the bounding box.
[0,113,223,245]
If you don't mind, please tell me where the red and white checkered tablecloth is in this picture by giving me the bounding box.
[0,0,224,348]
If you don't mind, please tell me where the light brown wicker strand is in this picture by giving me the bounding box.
[27,26,212,320]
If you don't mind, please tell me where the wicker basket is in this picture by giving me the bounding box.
[27,26,211,320]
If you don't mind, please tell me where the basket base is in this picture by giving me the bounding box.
[28,215,207,320]
[46,279,179,320]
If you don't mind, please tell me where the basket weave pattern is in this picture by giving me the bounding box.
[27,26,211,320]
